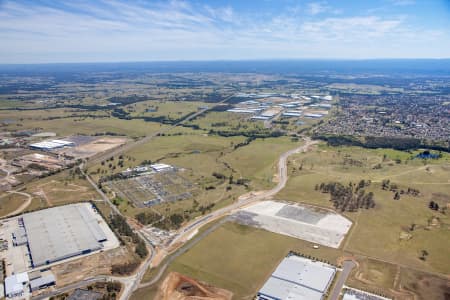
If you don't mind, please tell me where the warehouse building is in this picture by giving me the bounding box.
[21,203,107,267]
[4,273,28,298]
[29,139,74,151]
[257,254,336,300]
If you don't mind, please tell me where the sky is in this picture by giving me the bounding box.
[1,0,450,63]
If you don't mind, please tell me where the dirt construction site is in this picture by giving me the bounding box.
[156,272,233,300]
[56,136,128,159]
[231,200,352,248]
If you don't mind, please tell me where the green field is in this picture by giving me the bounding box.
[137,222,342,300]
[277,144,450,274]
[222,137,301,189]
[127,100,207,120]
[92,133,299,225]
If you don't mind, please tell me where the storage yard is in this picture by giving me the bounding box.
[231,200,352,248]
[257,254,336,300]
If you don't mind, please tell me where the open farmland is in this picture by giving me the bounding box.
[276,144,450,274]
[1,112,169,138]
[93,133,302,228]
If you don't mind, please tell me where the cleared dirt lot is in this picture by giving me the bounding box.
[231,200,352,248]
[58,137,128,159]
[156,272,232,300]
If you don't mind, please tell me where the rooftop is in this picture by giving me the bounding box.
[22,203,107,267]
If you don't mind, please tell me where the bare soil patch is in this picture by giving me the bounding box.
[156,272,232,300]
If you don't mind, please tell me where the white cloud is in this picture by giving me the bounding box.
[390,0,415,6]
[0,0,448,63]
[306,1,341,15]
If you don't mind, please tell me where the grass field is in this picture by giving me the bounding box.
[187,111,267,133]
[128,100,207,120]
[222,137,301,190]
[347,257,450,300]
[137,221,342,300]
[91,133,300,227]
[21,170,99,212]
[1,112,170,138]
[276,144,450,274]
[0,192,29,217]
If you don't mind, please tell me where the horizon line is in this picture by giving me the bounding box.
[1,57,450,66]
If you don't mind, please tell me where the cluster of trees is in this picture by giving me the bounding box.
[111,261,140,275]
[212,172,250,188]
[381,179,420,200]
[209,128,284,139]
[342,157,363,167]
[313,134,450,152]
[288,251,333,266]
[429,201,440,211]
[135,211,161,225]
[233,137,256,150]
[109,214,148,258]
[152,213,186,230]
[316,180,375,212]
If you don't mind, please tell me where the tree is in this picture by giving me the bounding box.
[393,191,400,200]
[420,250,429,261]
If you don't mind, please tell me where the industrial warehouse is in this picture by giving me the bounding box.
[0,203,119,298]
[21,203,108,267]
[257,254,336,300]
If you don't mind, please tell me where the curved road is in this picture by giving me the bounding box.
[138,137,318,289]
[36,136,316,300]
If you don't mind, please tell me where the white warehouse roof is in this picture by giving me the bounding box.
[258,255,336,300]
[22,203,107,267]
[5,273,29,297]
[30,139,74,150]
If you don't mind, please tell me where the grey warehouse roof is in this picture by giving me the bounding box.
[258,255,336,300]
[22,203,107,267]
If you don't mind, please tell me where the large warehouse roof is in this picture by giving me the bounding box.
[22,203,107,267]
[29,139,74,150]
[258,255,336,300]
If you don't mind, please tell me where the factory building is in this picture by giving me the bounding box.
[4,273,28,298]
[257,254,336,300]
[29,139,75,151]
[20,203,107,267]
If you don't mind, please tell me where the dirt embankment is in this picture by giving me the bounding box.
[156,272,232,300]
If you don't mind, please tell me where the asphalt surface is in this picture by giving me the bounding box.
[329,260,357,300]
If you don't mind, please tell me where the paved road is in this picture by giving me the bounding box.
[140,218,229,288]
[37,134,316,300]
[329,260,356,300]
[134,138,318,291]
[166,137,317,249]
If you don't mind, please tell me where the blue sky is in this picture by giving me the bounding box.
[0,0,449,63]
